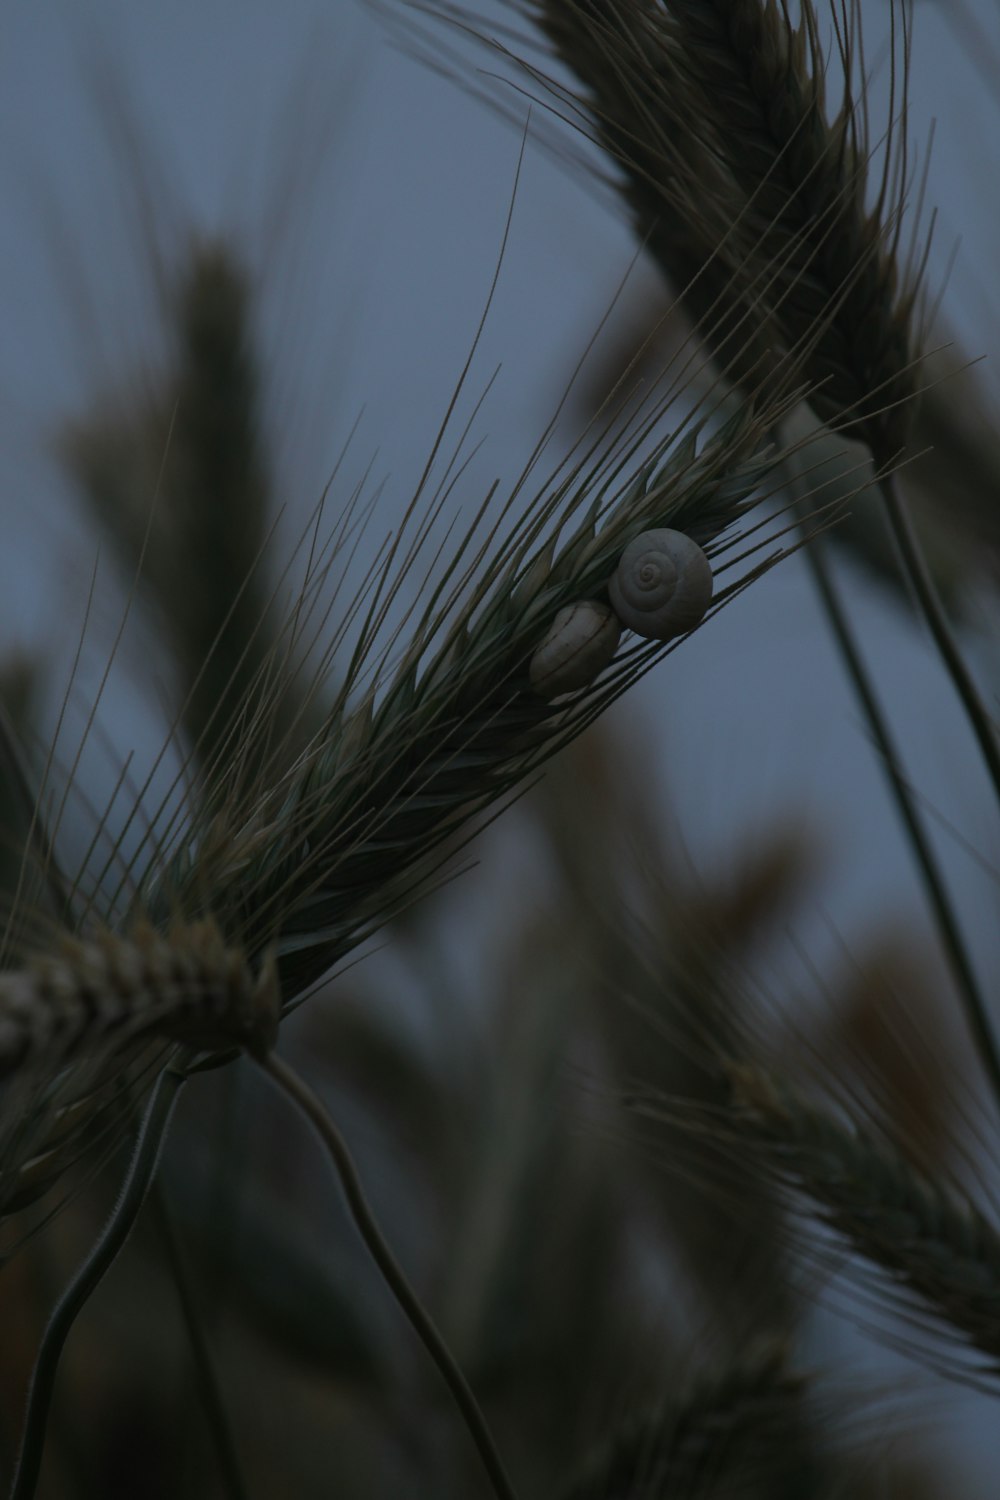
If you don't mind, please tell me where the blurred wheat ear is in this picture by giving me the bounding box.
[61,239,315,788]
[559,1343,819,1499]
[719,1063,1000,1375]
[395,0,927,463]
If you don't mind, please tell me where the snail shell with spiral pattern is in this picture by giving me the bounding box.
[609,529,713,641]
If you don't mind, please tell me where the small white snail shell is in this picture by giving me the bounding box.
[609,528,713,641]
[529,600,621,699]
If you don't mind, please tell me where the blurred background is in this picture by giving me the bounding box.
[2,0,1000,1494]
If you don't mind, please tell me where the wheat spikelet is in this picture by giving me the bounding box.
[0,919,278,1086]
[727,1063,1000,1370]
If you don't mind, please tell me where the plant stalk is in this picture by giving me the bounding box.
[803,533,1000,1109]
[9,1066,186,1500]
[149,1183,249,1500]
[879,470,1000,804]
[259,1050,518,1500]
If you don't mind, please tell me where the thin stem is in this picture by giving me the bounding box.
[149,1183,250,1500]
[879,469,1000,804]
[9,1066,187,1500]
[258,1050,518,1500]
[803,534,1000,1108]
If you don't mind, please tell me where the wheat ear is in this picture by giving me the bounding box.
[727,1063,1000,1371]
[152,397,817,1001]
[511,0,786,395]
[0,921,278,1228]
[560,1342,808,1498]
[513,0,921,462]
[656,0,920,461]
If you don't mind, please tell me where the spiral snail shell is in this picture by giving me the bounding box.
[609,528,713,641]
[529,599,621,699]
